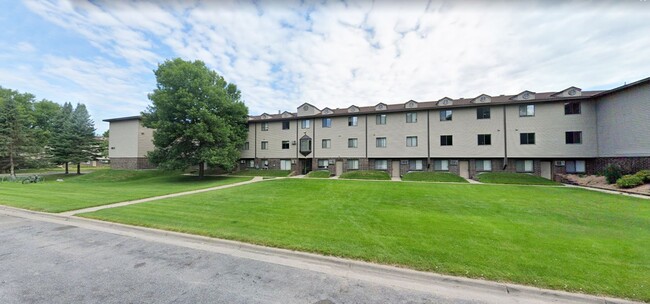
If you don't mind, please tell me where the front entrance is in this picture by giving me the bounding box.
[459,160,469,179]
[541,161,552,179]
[391,160,400,178]
[300,159,312,175]
[335,161,343,176]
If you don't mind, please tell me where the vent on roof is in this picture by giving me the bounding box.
[322,108,333,115]
[348,105,359,113]
[375,103,387,111]
[405,100,418,108]
[437,98,453,106]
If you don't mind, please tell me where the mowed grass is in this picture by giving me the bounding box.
[81,179,650,301]
[477,172,560,185]
[0,170,251,213]
[232,169,291,177]
[339,170,390,180]
[402,171,468,183]
[306,170,331,178]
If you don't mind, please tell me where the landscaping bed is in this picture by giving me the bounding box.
[561,174,650,195]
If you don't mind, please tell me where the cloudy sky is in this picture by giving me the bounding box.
[1,0,649,133]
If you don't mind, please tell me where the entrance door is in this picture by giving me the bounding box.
[335,161,343,176]
[280,159,291,170]
[459,160,469,179]
[391,160,400,178]
[541,161,552,179]
[301,159,312,175]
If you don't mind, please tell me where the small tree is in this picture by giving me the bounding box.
[142,58,249,177]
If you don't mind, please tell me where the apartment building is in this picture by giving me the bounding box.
[106,76,650,179]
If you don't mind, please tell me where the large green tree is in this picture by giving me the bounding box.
[49,102,76,174]
[0,88,36,178]
[69,103,98,174]
[142,58,249,177]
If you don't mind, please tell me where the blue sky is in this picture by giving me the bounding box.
[1,0,649,134]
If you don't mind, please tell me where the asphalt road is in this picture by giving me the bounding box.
[0,214,471,304]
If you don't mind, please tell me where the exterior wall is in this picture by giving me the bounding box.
[314,115,367,158]
[108,120,139,158]
[240,123,256,159]
[137,123,155,158]
[110,157,155,170]
[596,82,650,157]
[589,157,650,174]
[430,106,505,158]
[368,112,428,158]
[256,120,298,159]
[507,100,598,158]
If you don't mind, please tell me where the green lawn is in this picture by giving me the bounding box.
[306,170,331,178]
[0,170,251,213]
[80,178,650,301]
[339,170,390,180]
[232,169,291,177]
[402,171,468,183]
[477,172,560,185]
[9,165,109,175]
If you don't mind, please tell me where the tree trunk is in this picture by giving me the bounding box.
[9,150,15,180]
[77,163,81,175]
[199,162,205,178]
[65,163,69,174]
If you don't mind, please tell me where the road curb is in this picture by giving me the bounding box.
[0,205,643,304]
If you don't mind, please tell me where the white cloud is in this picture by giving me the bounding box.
[11,0,650,126]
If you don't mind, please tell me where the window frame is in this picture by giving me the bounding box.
[281,140,290,150]
[478,134,492,146]
[406,136,418,147]
[564,102,581,115]
[243,142,250,150]
[348,138,358,148]
[348,159,359,170]
[376,114,387,125]
[406,112,417,123]
[322,118,332,128]
[566,160,586,173]
[440,110,453,121]
[476,159,492,172]
[321,139,331,149]
[520,133,535,145]
[409,160,423,171]
[348,116,358,127]
[515,160,534,173]
[440,135,453,146]
[261,122,269,131]
[317,159,329,169]
[261,141,268,150]
[301,119,310,129]
[282,121,290,130]
[476,106,491,119]
[375,159,388,170]
[519,104,535,117]
[434,160,449,171]
[376,137,387,148]
[565,131,582,144]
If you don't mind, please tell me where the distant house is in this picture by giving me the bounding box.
[105,76,650,179]
[102,116,155,169]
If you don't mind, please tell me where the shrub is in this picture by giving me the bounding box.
[603,165,622,184]
[635,170,650,183]
[616,174,643,189]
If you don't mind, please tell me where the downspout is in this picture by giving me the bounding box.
[503,105,508,170]
[254,122,257,160]
[365,115,368,159]
[427,110,431,171]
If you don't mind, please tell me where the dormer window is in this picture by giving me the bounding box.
[348,106,359,113]
[437,97,453,106]
[472,94,491,103]
[405,100,418,108]
[322,108,333,115]
[261,113,271,119]
[375,103,387,111]
[522,92,531,100]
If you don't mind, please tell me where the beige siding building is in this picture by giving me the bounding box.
[106,76,650,179]
[104,116,155,169]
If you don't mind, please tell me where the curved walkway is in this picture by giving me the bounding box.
[60,176,264,216]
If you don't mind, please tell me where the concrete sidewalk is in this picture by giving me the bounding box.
[0,205,640,304]
[60,176,264,216]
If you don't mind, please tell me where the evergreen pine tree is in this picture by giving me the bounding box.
[70,103,97,174]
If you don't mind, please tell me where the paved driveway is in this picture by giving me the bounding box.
[0,214,467,304]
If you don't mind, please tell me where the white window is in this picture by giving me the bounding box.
[476,160,492,172]
[516,160,534,172]
[375,160,388,170]
[261,141,268,150]
[317,159,329,169]
[376,137,387,148]
[434,160,449,171]
[243,142,249,150]
[376,114,387,125]
[261,122,269,131]
[301,119,310,129]
[322,139,331,149]
[348,116,358,126]
[246,160,255,168]
[406,136,418,147]
[519,104,535,117]
[348,138,358,148]
[566,160,586,173]
[406,112,417,123]
[409,160,423,171]
[348,159,359,170]
[280,160,292,170]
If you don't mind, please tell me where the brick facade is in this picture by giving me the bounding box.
[588,157,650,175]
[110,157,155,170]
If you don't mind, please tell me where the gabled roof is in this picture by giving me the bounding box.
[405,100,418,108]
[593,76,650,98]
[298,102,320,111]
[510,90,536,101]
[348,105,360,113]
[471,94,491,103]
[551,86,582,97]
[375,102,387,110]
